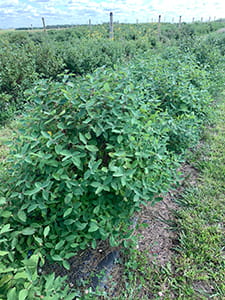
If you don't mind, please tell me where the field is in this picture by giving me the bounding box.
[0,21,225,299]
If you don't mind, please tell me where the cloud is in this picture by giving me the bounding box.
[0,0,18,8]
[0,0,225,29]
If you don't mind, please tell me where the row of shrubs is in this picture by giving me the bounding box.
[1,21,225,124]
[1,35,225,297]
[0,36,155,124]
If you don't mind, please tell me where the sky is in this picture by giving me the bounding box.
[0,0,224,29]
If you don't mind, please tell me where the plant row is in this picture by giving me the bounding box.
[1,38,225,298]
[1,21,225,123]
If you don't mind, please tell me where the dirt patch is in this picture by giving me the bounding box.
[135,193,178,266]
[134,163,199,265]
[216,28,225,33]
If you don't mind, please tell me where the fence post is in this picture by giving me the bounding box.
[179,15,182,28]
[42,17,46,32]
[109,12,114,39]
[158,15,161,40]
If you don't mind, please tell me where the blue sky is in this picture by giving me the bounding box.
[0,0,224,29]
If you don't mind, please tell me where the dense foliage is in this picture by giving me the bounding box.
[0,22,225,298]
[1,21,225,123]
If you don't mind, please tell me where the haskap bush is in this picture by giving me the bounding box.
[1,47,218,265]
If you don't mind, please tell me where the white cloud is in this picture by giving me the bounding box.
[0,0,225,28]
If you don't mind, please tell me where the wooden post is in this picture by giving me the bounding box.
[158,15,161,40]
[109,12,113,39]
[179,15,182,28]
[42,17,46,32]
[192,17,195,23]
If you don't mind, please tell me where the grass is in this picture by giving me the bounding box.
[114,98,225,299]
[0,122,17,179]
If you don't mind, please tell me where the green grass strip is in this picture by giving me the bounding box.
[172,99,225,298]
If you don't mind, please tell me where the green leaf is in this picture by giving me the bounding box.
[0,267,14,273]
[86,145,98,152]
[91,239,97,249]
[21,227,35,235]
[62,260,70,270]
[64,219,75,225]
[79,132,87,144]
[60,149,72,157]
[103,82,110,92]
[45,273,55,290]
[75,222,87,230]
[113,167,124,177]
[43,226,50,238]
[0,251,8,256]
[17,210,27,222]
[0,197,7,206]
[72,157,82,169]
[91,181,101,188]
[52,255,63,262]
[41,131,52,139]
[64,193,73,204]
[27,203,38,213]
[0,224,12,235]
[88,222,99,232]
[93,206,100,214]
[24,186,41,196]
[55,240,65,250]
[0,211,12,218]
[109,235,117,247]
[19,289,28,300]
[63,207,73,218]
[7,287,17,300]
[33,236,42,246]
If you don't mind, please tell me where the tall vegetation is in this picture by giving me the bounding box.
[0,22,225,298]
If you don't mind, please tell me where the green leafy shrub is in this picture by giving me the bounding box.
[2,63,180,264]
[2,45,220,266]
[0,249,78,299]
[35,41,65,78]
[61,38,138,75]
[128,49,213,152]
[0,40,38,116]
[0,93,15,124]
[0,42,37,96]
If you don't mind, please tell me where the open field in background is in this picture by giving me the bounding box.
[0,21,225,299]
